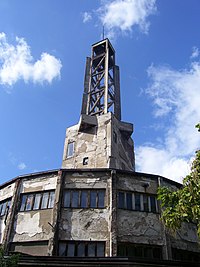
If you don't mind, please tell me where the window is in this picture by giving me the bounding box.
[0,198,11,217]
[67,142,74,158]
[83,157,88,165]
[63,190,105,209]
[20,191,55,212]
[59,241,105,257]
[172,248,200,262]
[117,243,162,260]
[118,191,158,213]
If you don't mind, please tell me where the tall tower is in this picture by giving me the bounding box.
[62,39,135,171]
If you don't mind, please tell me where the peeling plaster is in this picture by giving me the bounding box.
[16,213,42,237]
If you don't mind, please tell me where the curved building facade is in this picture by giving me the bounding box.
[0,39,199,264]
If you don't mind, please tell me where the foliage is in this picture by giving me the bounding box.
[0,247,19,267]
[157,123,200,237]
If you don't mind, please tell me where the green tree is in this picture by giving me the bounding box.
[0,247,19,267]
[157,123,200,237]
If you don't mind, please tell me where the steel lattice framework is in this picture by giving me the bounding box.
[81,39,121,120]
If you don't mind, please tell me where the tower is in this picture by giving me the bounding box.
[62,39,135,171]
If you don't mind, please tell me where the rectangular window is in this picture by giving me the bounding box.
[118,192,124,209]
[90,191,97,208]
[67,142,75,158]
[72,191,79,208]
[118,191,158,213]
[126,192,132,210]
[150,195,157,213]
[20,191,55,212]
[33,193,41,210]
[41,192,49,209]
[25,194,34,211]
[98,190,105,208]
[81,191,88,208]
[63,190,105,209]
[135,193,141,211]
[59,241,105,257]
[143,195,149,212]
[117,243,162,260]
[0,198,11,216]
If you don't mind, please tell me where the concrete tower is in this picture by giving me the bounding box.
[62,39,135,171]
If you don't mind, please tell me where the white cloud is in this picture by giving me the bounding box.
[18,162,27,170]
[0,32,62,86]
[191,46,199,59]
[83,12,92,23]
[136,57,200,183]
[99,0,157,38]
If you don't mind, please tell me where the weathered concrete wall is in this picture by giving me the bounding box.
[116,174,163,245]
[10,174,57,244]
[0,182,15,202]
[21,175,57,193]
[59,171,111,256]
[62,113,135,171]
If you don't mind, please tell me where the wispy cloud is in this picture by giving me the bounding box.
[0,32,62,87]
[98,0,157,38]
[18,162,27,170]
[136,54,200,183]
[82,12,92,23]
[190,46,199,59]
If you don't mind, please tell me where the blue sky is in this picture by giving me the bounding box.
[0,0,200,184]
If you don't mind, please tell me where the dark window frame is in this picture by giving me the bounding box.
[59,241,105,257]
[118,190,158,213]
[63,189,106,209]
[0,198,11,217]
[19,190,55,212]
[117,242,162,260]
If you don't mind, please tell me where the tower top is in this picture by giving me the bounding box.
[81,39,121,120]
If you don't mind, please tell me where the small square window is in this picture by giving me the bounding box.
[83,157,88,165]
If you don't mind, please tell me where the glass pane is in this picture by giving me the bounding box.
[59,243,66,256]
[33,194,41,210]
[150,196,157,212]
[20,195,27,211]
[41,192,49,209]
[67,142,74,158]
[77,243,85,257]
[48,191,55,208]
[126,192,132,210]
[90,191,97,208]
[118,192,124,209]
[88,243,95,257]
[135,193,141,211]
[25,194,34,211]
[64,191,71,208]
[67,243,75,256]
[143,195,149,212]
[144,247,152,258]
[1,202,7,216]
[72,191,79,208]
[81,191,88,208]
[98,191,105,208]
[96,243,105,257]
[153,247,161,259]
[118,245,126,256]
[0,203,2,215]
[135,246,143,258]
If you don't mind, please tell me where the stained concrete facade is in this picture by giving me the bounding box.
[0,39,199,264]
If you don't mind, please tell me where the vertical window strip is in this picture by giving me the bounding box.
[59,241,105,257]
[20,191,55,212]
[118,191,158,213]
[63,190,105,209]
